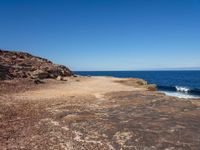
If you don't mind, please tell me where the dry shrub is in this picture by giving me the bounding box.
[147,84,157,91]
[136,79,147,85]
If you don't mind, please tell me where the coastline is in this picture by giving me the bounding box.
[1,76,200,149]
[75,71,200,99]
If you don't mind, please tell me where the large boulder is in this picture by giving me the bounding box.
[0,49,73,80]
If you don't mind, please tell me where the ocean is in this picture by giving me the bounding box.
[75,71,200,99]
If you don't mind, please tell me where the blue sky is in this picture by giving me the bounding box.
[0,0,200,71]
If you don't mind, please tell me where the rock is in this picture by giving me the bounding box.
[73,74,79,77]
[0,49,73,80]
[62,77,68,81]
[56,76,63,81]
[136,79,148,85]
[0,64,11,80]
[30,70,49,79]
[56,76,68,81]
[33,79,44,84]
[147,84,157,91]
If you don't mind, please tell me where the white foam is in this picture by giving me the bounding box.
[175,86,190,92]
[159,91,200,99]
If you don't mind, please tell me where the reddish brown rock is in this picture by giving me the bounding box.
[0,49,73,80]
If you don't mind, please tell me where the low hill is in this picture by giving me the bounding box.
[0,49,73,80]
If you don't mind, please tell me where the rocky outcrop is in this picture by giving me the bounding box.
[0,49,73,80]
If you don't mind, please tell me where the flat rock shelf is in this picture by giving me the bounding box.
[1,76,200,150]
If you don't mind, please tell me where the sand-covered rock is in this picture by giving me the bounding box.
[0,49,73,80]
[1,76,200,150]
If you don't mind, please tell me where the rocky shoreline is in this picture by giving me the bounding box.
[1,76,200,150]
[1,50,200,150]
[0,49,73,80]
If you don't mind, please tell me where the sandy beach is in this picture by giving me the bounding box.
[1,76,200,150]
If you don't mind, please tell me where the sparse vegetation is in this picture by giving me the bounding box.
[147,84,157,91]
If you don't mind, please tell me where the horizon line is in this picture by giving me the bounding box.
[74,69,200,72]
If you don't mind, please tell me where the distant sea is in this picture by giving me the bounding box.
[75,71,200,99]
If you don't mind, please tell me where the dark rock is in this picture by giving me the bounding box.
[33,79,44,84]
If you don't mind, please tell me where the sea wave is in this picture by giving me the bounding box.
[157,85,200,98]
[175,86,190,92]
[159,91,200,99]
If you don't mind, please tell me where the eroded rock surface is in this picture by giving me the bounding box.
[0,77,200,150]
[0,49,73,80]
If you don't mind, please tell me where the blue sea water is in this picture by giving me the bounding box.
[75,71,200,99]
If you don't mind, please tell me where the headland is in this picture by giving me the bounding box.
[1,50,200,150]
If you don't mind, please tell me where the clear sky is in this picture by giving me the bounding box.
[0,0,200,71]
